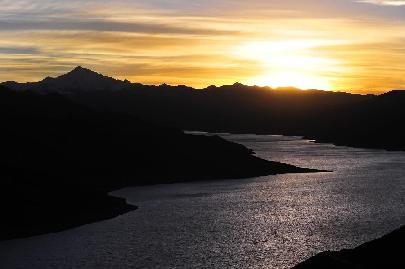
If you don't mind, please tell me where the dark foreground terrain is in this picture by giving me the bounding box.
[293,225,405,269]
[0,86,315,241]
[0,187,136,241]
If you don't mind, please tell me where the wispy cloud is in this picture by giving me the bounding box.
[0,46,39,54]
[0,19,237,36]
[357,0,405,6]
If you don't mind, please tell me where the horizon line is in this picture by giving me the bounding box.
[1,66,402,96]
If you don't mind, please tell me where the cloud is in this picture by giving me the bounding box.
[0,19,237,36]
[357,0,405,6]
[0,46,39,54]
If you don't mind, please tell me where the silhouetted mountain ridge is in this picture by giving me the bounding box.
[2,67,404,150]
[0,66,366,97]
[1,66,131,93]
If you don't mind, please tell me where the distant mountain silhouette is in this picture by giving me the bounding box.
[2,67,405,151]
[2,66,131,93]
[0,85,314,241]
[293,225,405,269]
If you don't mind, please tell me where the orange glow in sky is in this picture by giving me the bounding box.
[1,0,405,94]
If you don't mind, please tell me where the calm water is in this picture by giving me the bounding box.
[1,134,405,269]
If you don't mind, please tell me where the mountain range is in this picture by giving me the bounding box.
[3,66,404,151]
[2,66,132,93]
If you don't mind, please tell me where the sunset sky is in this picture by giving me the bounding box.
[1,0,405,93]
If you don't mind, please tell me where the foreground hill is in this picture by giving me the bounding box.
[5,67,403,151]
[293,225,405,269]
[0,86,314,240]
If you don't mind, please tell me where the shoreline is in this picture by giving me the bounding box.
[293,225,405,268]
[1,159,319,242]
[209,130,405,153]
[0,190,136,242]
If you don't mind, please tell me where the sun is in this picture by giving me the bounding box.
[233,40,339,90]
[251,72,332,90]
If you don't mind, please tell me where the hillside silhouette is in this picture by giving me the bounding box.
[293,225,405,269]
[3,67,405,151]
[0,85,313,240]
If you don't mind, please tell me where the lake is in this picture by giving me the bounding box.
[1,134,404,269]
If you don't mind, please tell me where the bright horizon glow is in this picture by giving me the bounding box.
[0,0,405,94]
[250,72,332,90]
[234,40,342,90]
